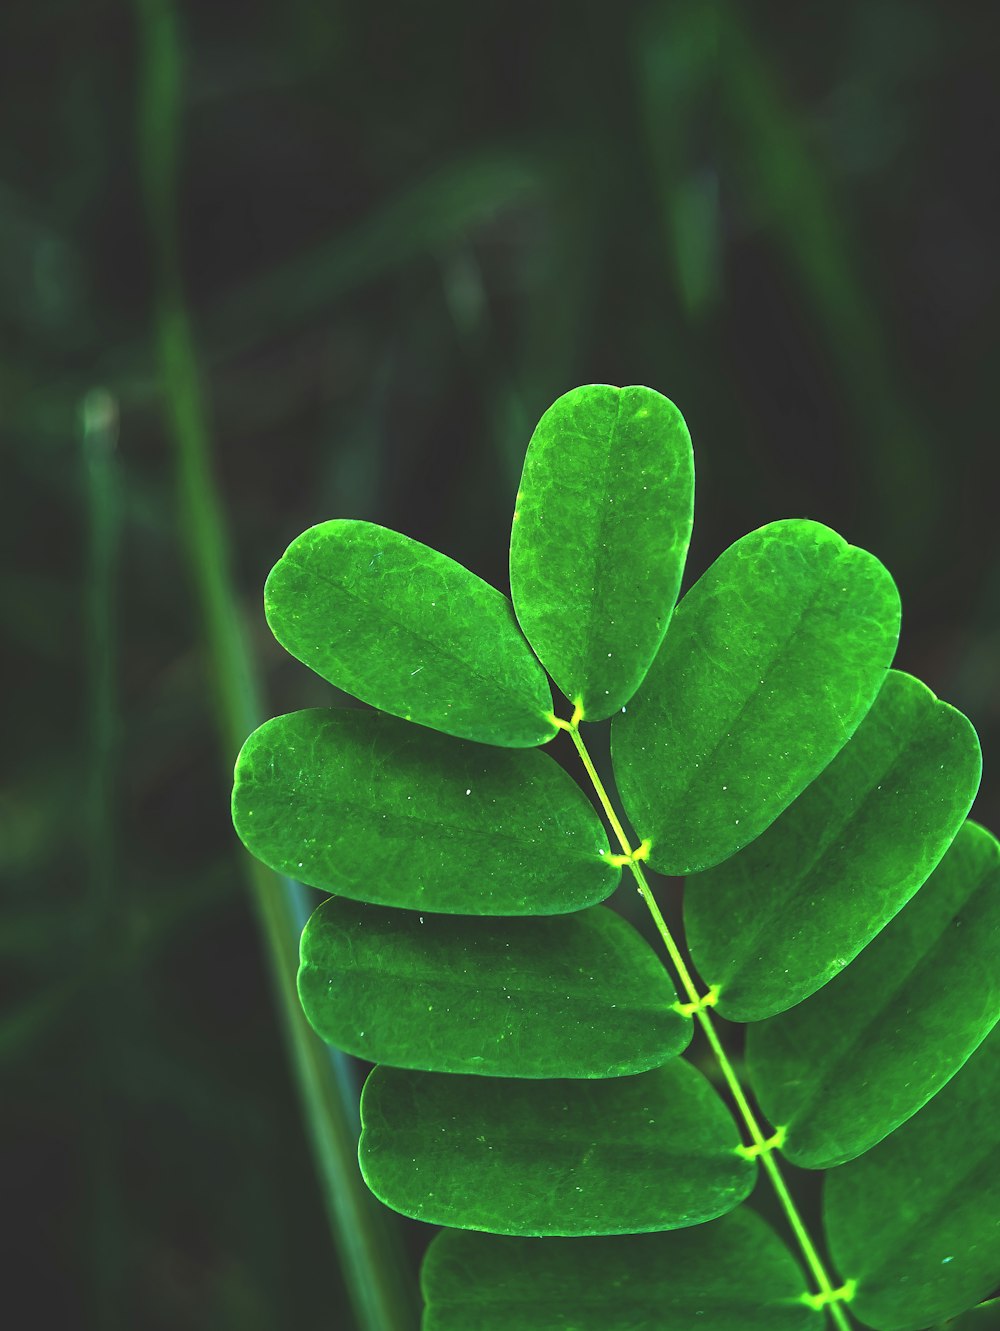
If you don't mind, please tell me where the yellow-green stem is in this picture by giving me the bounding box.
[564,718,854,1331]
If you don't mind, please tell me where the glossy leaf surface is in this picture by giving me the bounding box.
[509,384,694,720]
[265,519,556,746]
[233,708,618,914]
[359,1063,754,1235]
[612,519,901,875]
[299,898,689,1077]
[686,670,981,1020]
[824,1025,1000,1331]
[747,820,1000,1167]
[421,1209,815,1331]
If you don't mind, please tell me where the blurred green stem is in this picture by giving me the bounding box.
[82,388,124,1330]
[131,3,416,1328]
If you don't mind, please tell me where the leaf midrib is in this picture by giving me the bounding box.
[779,866,998,1160]
[578,392,625,704]
[302,956,676,1012]
[244,779,608,864]
[429,1292,795,1312]
[282,549,545,725]
[375,1120,735,1162]
[644,540,863,842]
[720,711,941,1000]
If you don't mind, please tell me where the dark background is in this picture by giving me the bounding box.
[3,1,998,1328]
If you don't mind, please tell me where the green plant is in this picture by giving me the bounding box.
[232,384,1000,1330]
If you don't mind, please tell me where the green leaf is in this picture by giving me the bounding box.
[359,1063,755,1235]
[299,899,690,1077]
[509,384,694,720]
[264,520,556,746]
[685,670,981,1021]
[746,819,1000,1167]
[421,1208,816,1331]
[233,708,618,914]
[824,1024,1000,1331]
[612,519,901,875]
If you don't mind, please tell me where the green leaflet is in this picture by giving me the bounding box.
[612,518,901,875]
[298,898,690,1077]
[509,384,694,721]
[420,1209,816,1331]
[747,820,1000,1168]
[685,670,981,1021]
[264,520,556,747]
[232,708,618,914]
[359,1063,755,1236]
[824,1024,1000,1331]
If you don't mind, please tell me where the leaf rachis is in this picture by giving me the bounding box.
[561,714,856,1331]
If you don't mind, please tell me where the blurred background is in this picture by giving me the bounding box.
[3,1,998,1327]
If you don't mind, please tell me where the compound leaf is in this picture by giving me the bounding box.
[421,1208,816,1331]
[359,1062,755,1235]
[685,670,981,1020]
[612,519,900,875]
[233,708,618,914]
[747,820,1000,1167]
[298,898,690,1077]
[264,520,556,747]
[824,1024,1000,1331]
[509,384,694,720]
